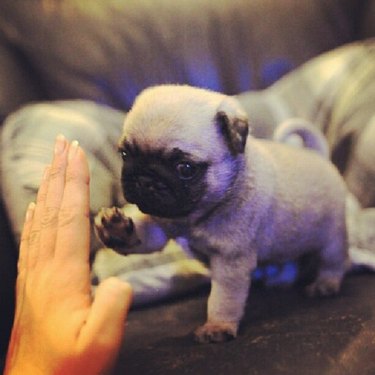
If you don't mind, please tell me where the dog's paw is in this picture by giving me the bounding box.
[305,276,342,298]
[94,207,141,252]
[194,322,238,344]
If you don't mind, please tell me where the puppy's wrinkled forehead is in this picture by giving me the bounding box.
[120,85,226,159]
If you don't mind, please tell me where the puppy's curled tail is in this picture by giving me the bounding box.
[273,118,329,159]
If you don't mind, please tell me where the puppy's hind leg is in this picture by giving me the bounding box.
[305,225,349,297]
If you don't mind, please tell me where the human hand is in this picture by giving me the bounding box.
[5,135,132,375]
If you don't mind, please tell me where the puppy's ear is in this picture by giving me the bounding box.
[216,97,249,155]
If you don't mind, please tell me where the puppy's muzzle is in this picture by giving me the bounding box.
[133,175,174,203]
[122,171,192,218]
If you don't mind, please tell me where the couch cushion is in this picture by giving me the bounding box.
[237,40,375,207]
[0,41,42,123]
[0,0,362,114]
[117,273,375,375]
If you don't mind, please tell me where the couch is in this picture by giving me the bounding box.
[1,1,375,373]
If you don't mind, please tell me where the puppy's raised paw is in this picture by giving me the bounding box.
[194,322,238,344]
[94,207,141,252]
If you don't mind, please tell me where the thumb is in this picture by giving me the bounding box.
[80,278,133,351]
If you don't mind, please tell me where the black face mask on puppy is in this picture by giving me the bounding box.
[120,142,208,218]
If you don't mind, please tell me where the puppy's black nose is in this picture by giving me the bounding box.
[136,175,154,191]
[136,175,168,194]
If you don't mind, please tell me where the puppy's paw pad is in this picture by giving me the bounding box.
[305,278,341,298]
[194,322,237,344]
[94,207,139,250]
[96,207,132,230]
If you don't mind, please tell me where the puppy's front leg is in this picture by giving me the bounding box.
[194,252,256,343]
[94,204,169,255]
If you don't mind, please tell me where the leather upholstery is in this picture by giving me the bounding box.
[0,0,372,121]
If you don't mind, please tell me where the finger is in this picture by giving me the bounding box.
[36,166,51,206]
[54,141,90,263]
[18,202,36,273]
[26,165,50,269]
[78,278,133,356]
[13,202,36,328]
[16,202,36,298]
[38,134,69,262]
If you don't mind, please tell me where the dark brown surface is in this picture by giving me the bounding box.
[117,272,375,375]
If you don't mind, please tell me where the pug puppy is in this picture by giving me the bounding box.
[95,85,348,343]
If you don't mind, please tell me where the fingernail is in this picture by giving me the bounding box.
[25,202,36,222]
[68,140,80,161]
[54,134,67,155]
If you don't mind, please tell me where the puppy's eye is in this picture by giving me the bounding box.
[176,162,197,180]
[120,150,127,161]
